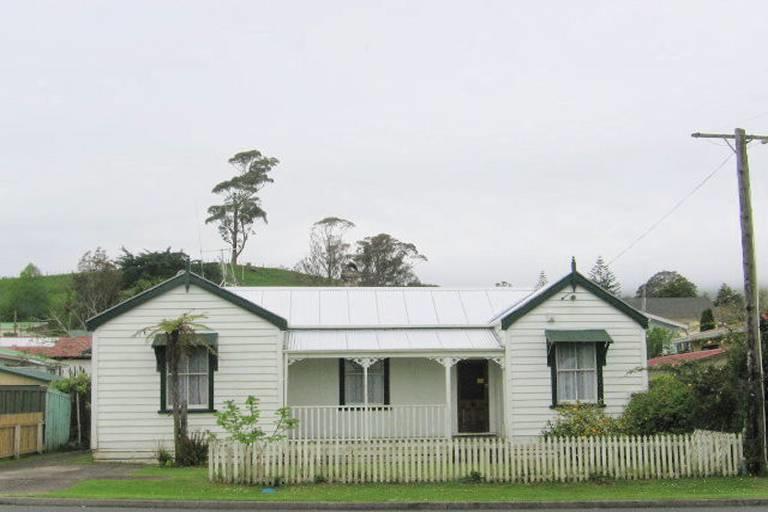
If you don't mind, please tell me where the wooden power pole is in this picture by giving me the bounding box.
[692,128,768,475]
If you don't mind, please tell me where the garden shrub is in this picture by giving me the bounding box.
[156,446,174,466]
[672,361,745,433]
[542,404,623,437]
[622,374,695,435]
[175,430,210,467]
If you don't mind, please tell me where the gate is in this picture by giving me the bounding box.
[45,388,71,450]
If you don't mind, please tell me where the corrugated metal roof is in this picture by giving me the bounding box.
[0,363,58,382]
[226,287,534,328]
[286,329,503,353]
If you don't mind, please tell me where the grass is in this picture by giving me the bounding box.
[237,266,338,287]
[39,465,768,503]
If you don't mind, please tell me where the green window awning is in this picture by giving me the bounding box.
[545,329,613,345]
[151,332,218,348]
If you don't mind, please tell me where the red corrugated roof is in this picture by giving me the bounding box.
[648,348,727,368]
[12,336,91,360]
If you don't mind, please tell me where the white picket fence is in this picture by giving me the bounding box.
[209,431,743,485]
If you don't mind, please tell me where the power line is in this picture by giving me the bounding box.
[607,152,734,265]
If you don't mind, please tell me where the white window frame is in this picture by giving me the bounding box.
[166,347,210,409]
[556,343,598,404]
[342,359,387,406]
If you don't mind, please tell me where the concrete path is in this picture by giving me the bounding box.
[0,451,146,494]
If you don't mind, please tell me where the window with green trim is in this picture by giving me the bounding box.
[555,344,597,403]
[155,345,217,413]
[166,348,210,409]
[547,341,607,407]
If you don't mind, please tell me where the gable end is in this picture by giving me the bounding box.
[85,272,288,331]
[500,271,648,330]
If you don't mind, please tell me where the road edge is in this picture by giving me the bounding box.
[3,497,768,509]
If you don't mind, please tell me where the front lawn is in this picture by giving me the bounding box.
[40,465,768,502]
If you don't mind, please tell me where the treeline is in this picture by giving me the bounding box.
[294,217,427,287]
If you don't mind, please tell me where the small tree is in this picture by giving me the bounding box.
[647,326,675,357]
[534,271,548,290]
[588,256,621,296]
[66,248,123,330]
[206,150,278,268]
[700,308,716,331]
[295,217,355,281]
[214,395,297,447]
[138,313,210,466]
[714,283,744,308]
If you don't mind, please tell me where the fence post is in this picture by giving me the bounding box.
[13,425,21,459]
[36,422,43,454]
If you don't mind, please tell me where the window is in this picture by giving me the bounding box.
[555,344,597,403]
[166,348,210,409]
[339,359,389,406]
[155,342,217,413]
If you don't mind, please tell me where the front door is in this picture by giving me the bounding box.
[457,360,489,433]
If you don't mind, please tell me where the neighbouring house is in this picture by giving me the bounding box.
[625,297,714,330]
[10,336,92,375]
[0,348,57,372]
[0,321,47,337]
[644,313,688,336]
[0,364,58,387]
[647,347,729,369]
[85,262,649,462]
[670,326,745,355]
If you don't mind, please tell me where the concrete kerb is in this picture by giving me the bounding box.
[3,498,768,510]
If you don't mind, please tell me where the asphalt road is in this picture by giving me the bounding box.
[3,507,768,512]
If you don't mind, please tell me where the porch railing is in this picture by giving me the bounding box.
[289,405,447,440]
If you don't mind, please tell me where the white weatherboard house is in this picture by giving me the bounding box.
[86,262,649,461]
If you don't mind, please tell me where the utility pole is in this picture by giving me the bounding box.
[692,128,768,475]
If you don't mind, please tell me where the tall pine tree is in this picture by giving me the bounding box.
[589,256,621,296]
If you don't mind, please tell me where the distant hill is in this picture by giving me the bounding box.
[229,266,338,287]
[0,265,333,292]
[0,266,336,321]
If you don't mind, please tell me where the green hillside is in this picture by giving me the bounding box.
[0,266,333,313]
[236,266,337,286]
[0,265,336,322]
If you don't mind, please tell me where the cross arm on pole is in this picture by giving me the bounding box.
[692,132,768,143]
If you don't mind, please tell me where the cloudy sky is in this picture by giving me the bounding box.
[2,1,767,294]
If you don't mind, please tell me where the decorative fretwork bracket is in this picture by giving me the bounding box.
[429,356,462,368]
[350,357,381,369]
[486,356,505,369]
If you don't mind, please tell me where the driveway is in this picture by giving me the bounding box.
[0,451,148,494]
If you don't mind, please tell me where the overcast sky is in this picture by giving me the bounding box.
[2,1,768,294]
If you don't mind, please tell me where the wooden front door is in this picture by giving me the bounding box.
[457,360,489,433]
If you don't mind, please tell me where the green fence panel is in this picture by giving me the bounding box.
[45,388,71,450]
